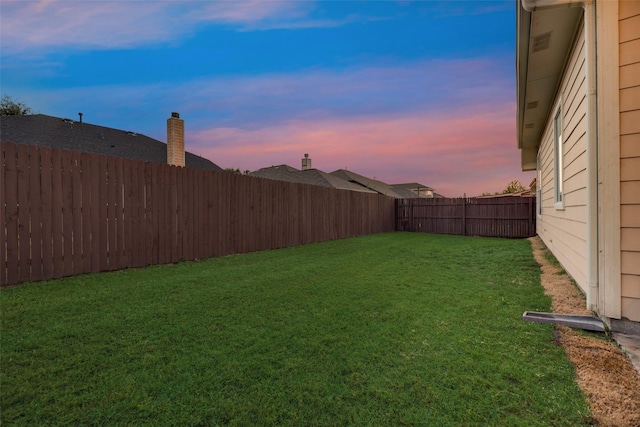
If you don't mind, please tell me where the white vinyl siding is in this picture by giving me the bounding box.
[537,23,589,296]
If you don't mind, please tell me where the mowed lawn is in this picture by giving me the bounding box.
[1,232,590,426]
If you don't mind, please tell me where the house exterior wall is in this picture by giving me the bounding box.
[537,23,590,295]
[619,0,640,322]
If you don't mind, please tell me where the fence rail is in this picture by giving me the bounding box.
[1,142,396,286]
[396,197,535,238]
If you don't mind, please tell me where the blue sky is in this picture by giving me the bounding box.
[1,0,534,196]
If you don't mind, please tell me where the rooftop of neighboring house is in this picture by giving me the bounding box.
[331,170,439,198]
[0,114,222,171]
[250,165,377,194]
[252,155,437,198]
[392,182,434,191]
[330,169,408,198]
[391,182,440,198]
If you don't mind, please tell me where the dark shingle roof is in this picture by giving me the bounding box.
[329,169,410,198]
[0,114,222,171]
[250,165,377,193]
[392,182,434,191]
[391,182,436,198]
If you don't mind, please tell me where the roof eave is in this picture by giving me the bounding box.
[516,3,531,152]
[516,0,583,170]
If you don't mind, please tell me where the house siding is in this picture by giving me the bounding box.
[537,24,589,295]
[619,1,640,321]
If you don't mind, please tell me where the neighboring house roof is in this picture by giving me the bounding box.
[0,114,222,171]
[330,169,409,198]
[251,165,434,198]
[250,165,377,193]
[391,182,436,198]
[392,182,434,191]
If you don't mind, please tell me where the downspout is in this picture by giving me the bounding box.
[521,0,599,312]
[583,0,599,312]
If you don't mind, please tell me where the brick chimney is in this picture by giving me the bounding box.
[167,112,185,167]
[301,153,311,170]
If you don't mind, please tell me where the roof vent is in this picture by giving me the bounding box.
[127,131,137,136]
[532,32,551,53]
[526,101,539,110]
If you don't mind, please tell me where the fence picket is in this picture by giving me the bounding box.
[16,145,31,283]
[3,143,19,285]
[28,147,43,281]
[81,153,93,274]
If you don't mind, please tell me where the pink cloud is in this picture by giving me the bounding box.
[188,104,534,197]
[196,1,306,24]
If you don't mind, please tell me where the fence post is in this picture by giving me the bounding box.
[462,197,466,236]
[529,196,534,236]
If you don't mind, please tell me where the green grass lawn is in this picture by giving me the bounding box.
[1,232,590,426]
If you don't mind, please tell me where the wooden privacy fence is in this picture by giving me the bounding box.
[396,197,536,238]
[1,142,396,286]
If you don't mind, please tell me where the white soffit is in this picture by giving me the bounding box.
[517,5,582,154]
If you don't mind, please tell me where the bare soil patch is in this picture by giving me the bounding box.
[529,237,640,426]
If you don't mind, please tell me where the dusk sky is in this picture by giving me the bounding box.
[1,0,534,197]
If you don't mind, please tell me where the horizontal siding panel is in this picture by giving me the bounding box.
[539,230,587,293]
[620,0,640,21]
[564,169,587,195]
[620,86,640,112]
[563,150,586,182]
[620,38,640,66]
[622,250,640,275]
[564,78,586,130]
[621,298,640,322]
[622,274,640,298]
[548,213,586,238]
[565,204,587,223]
[621,134,640,158]
[565,127,587,159]
[620,14,640,42]
[539,215,587,245]
[621,110,640,135]
[621,181,640,204]
[620,157,640,180]
[620,62,640,88]
[563,186,587,206]
[622,205,640,227]
[561,32,585,97]
[621,228,640,251]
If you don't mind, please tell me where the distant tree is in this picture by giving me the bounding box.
[502,180,527,194]
[0,95,31,116]
[224,168,251,175]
